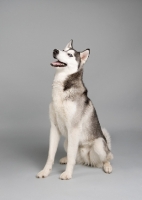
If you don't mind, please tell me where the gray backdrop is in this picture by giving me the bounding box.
[0,0,142,200]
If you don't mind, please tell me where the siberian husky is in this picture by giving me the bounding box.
[37,40,113,180]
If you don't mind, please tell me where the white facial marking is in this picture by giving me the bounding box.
[52,41,90,81]
[55,49,78,75]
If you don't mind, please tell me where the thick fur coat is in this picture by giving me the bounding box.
[37,40,113,180]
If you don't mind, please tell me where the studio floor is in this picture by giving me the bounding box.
[1,130,142,200]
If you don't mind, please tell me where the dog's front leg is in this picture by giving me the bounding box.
[37,122,60,178]
[60,127,80,180]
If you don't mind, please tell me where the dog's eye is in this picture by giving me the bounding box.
[68,53,73,57]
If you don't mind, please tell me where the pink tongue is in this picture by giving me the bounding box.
[51,61,64,66]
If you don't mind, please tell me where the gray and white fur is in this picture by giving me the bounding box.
[37,40,113,180]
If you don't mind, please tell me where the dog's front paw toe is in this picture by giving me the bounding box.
[59,171,72,180]
[103,162,112,174]
[36,169,51,178]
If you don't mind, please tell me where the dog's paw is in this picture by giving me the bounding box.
[59,171,72,180]
[59,157,67,164]
[36,169,51,178]
[103,162,112,174]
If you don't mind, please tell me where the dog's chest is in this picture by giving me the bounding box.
[52,82,65,114]
[52,82,76,136]
[52,85,67,136]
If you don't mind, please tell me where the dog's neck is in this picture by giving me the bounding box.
[53,70,69,83]
[63,69,83,91]
[53,67,80,83]
[52,69,84,91]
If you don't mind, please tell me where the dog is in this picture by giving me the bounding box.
[37,40,113,180]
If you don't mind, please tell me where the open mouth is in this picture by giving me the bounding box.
[50,60,67,67]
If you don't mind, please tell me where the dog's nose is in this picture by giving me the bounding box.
[53,49,59,58]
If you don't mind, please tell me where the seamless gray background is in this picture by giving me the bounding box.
[0,0,142,200]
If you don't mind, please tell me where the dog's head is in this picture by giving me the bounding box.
[51,40,90,74]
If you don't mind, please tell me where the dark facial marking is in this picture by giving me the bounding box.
[68,53,73,57]
[64,48,81,68]
[74,50,81,68]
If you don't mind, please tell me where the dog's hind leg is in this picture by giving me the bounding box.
[60,157,67,164]
[103,161,112,174]
[91,137,113,174]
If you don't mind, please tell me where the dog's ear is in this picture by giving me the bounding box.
[64,39,73,51]
[80,49,90,64]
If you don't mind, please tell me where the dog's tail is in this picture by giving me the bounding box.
[101,128,111,150]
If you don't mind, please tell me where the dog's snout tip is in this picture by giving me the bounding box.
[53,49,59,54]
[53,49,59,58]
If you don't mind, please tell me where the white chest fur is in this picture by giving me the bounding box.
[52,79,76,137]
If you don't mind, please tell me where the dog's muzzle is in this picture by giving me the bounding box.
[51,49,67,67]
[53,49,59,58]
